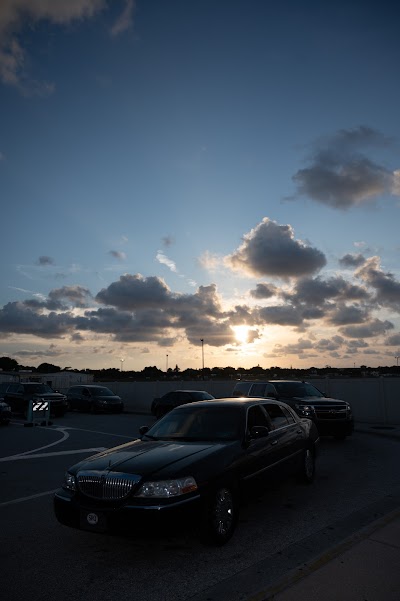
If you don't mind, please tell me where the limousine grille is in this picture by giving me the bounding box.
[77,471,140,500]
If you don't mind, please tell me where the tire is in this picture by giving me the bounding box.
[299,447,315,484]
[201,486,238,545]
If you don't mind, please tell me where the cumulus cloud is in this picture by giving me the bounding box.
[96,274,171,310]
[355,256,400,311]
[328,304,370,326]
[292,126,398,209]
[339,318,394,338]
[250,283,278,299]
[225,218,326,278]
[386,333,400,346]
[339,253,366,269]
[49,285,92,308]
[284,275,369,307]
[1,263,400,361]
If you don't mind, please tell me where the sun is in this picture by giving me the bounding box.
[233,325,250,344]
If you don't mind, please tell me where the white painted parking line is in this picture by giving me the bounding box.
[0,447,107,462]
[0,489,60,507]
[63,426,135,439]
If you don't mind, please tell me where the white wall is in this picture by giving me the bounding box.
[99,378,400,424]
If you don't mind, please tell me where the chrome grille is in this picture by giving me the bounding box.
[77,471,140,500]
[312,404,348,420]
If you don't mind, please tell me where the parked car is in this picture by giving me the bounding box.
[151,389,215,419]
[0,382,68,417]
[0,398,11,425]
[66,385,124,413]
[54,397,319,545]
[233,380,354,439]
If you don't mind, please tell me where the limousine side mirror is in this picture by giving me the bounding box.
[250,425,270,439]
[139,426,149,436]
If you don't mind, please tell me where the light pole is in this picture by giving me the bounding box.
[396,356,399,367]
[120,358,124,372]
[200,339,204,379]
[166,354,169,373]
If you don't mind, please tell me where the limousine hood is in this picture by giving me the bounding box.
[70,438,228,479]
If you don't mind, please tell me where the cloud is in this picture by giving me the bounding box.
[110,0,135,37]
[0,0,105,94]
[162,235,175,247]
[96,274,171,310]
[0,301,75,338]
[156,251,178,273]
[250,283,278,299]
[37,256,55,266]
[284,275,369,307]
[327,304,370,326]
[257,305,304,326]
[109,250,127,260]
[198,251,223,272]
[339,253,366,268]
[225,218,326,278]
[292,126,398,209]
[49,285,92,308]
[355,256,400,311]
[386,333,400,346]
[339,318,394,338]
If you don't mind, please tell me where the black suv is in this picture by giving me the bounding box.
[232,380,354,439]
[0,382,13,424]
[0,382,68,417]
[151,390,215,419]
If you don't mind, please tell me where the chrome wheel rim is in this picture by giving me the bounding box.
[212,488,234,536]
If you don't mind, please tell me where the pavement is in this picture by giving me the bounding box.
[254,422,400,601]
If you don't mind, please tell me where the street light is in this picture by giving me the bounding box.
[166,354,169,372]
[200,339,204,379]
[120,358,124,372]
[396,356,399,367]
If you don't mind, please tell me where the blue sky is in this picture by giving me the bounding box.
[1,0,400,371]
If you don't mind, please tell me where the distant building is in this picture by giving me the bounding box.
[0,371,93,391]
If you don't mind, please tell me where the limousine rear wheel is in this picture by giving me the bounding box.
[202,485,238,546]
[300,447,315,484]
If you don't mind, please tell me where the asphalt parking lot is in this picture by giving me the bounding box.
[1,412,400,601]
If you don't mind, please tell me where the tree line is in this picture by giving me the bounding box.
[1,356,400,381]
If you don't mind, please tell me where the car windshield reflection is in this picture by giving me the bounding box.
[145,406,242,442]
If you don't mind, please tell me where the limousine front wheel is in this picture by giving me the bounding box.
[202,486,238,546]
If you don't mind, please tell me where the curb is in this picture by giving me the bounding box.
[256,506,400,601]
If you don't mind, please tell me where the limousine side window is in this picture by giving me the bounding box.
[263,403,290,428]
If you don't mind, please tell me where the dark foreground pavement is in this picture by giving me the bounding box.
[252,422,400,601]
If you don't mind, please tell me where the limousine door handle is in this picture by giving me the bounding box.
[270,440,278,445]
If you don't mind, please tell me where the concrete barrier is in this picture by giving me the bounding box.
[92,378,400,425]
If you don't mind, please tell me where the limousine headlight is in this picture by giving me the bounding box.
[63,472,77,491]
[135,477,198,498]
